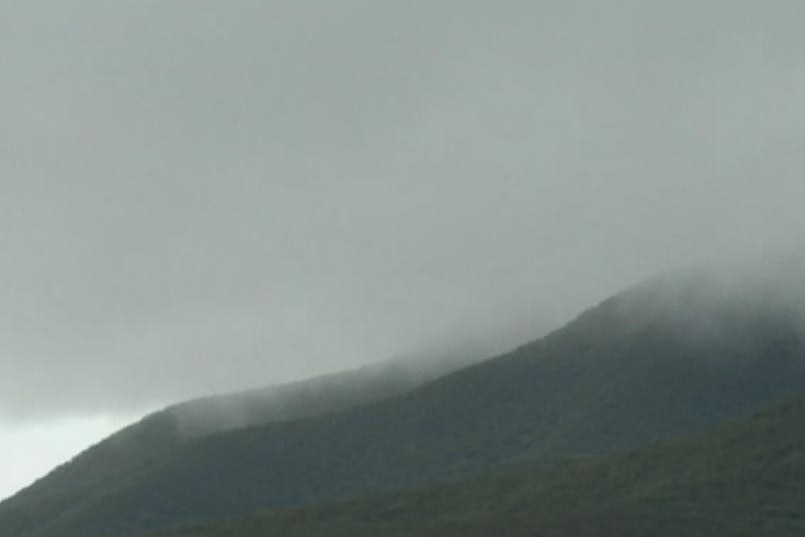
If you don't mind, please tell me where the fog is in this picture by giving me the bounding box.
[3,1,805,421]
[587,247,805,356]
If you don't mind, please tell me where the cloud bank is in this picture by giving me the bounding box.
[3,1,805,419]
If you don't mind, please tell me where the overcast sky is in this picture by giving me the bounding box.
[2,0,805,498]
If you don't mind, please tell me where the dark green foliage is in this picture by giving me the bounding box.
[4,266,805,537]
[136,391,805,537]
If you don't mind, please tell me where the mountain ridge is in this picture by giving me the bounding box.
[3,258,805,537]
[0,348,482,537]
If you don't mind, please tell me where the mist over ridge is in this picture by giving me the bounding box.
[4,1,805,534]
[6,244,805,537]
[4,0,805,422]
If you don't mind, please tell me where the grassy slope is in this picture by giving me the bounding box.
[139,391,805,537]
[6,268,805,537]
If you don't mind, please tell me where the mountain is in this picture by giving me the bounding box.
[131,389,805,537]
[0,349,480,537]
[3,254,805,537]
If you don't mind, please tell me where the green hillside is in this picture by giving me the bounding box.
[3,261,805,537]
[134,390,805,537]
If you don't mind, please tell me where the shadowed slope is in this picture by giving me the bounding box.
[137,390,805,537]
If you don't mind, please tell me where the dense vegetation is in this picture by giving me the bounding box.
[3,263,805,537]
[133,390,805,537]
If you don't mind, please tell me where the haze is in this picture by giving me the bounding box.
[2,0,805,499]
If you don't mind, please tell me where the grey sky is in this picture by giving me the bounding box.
[2,0,805,420]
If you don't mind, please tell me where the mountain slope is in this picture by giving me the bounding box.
[135,390,805,537]
[3,257,805,537]
[0,350,478,537]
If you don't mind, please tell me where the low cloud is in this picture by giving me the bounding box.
[3,1,805,420]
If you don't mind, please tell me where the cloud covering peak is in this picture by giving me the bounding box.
[3,1,805,419]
